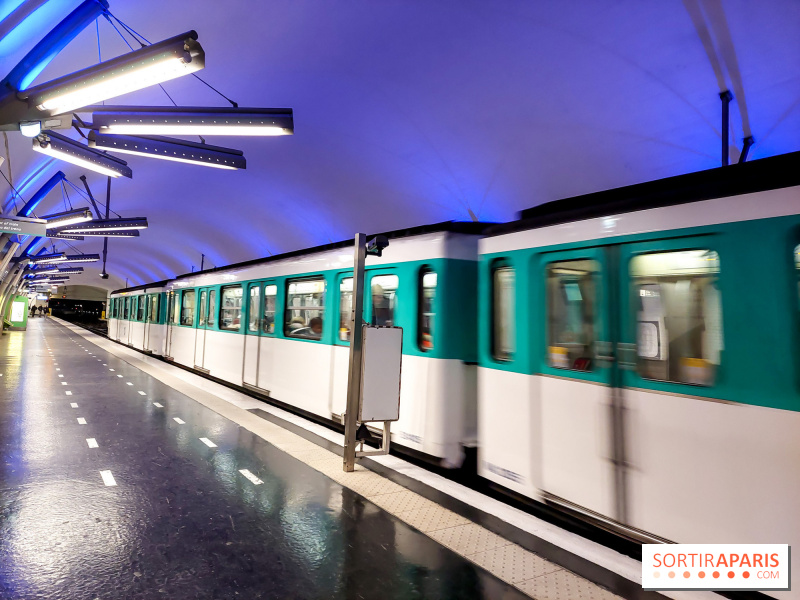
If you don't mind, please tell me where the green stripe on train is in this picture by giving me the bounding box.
[112,258,478,362]
[478,215,800,413]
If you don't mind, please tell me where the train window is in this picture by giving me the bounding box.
[339,278,353,342]
[220,286,243,331]
[418,269,437,351]
[138,296,146,321]
[208,290,216,327]
[263,285,277,334]
[630,250,722,386]
[371,274,398,326]
[546,260,599,371]
[199,290,208,326]
[492,265,515,361]
[285,278,325,339]
[248,286,260,332]
[181,290,196,326]
[123,297,130,319]
[150,295,158,322]
[170,293,180,325]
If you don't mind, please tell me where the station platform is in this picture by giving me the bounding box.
[0,318,713,600]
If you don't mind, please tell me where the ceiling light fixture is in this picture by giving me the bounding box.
[33,131,132,178]
[56,217,147,234]
[42,207,93,227]
[29,252,66,264]
[50,233,85,240]
[55,267,84,274]
[21,31,204,116]
[88,131,246,170]
[62,253,99,263]
[90,106,293,136]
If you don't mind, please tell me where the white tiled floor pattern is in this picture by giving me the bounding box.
[54,320,623,599]
[259,423,621,599]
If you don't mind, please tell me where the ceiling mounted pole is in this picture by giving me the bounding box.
[739,136,755,164]
[79,175,103,219]
[719,90,733,166]
[102,176,111,278]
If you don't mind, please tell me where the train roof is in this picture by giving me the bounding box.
[110,280,172,296]
[487,150,800,237]
[111,221,490,295]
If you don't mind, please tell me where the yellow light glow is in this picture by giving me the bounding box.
[32,143,124,178]
[98,124,289,136]
[37,56,201,116]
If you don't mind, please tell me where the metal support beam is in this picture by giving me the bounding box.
[719,90,733,166]
[739,136,755,164]
[343,233,367,472]
[101,177,110,276]
[79,175,103,220]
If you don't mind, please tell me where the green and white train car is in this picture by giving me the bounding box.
[108,283,169,355]
[477,151,800,583]
[108,223,485,467]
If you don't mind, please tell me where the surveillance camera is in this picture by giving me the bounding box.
[365,235,389,257]
[100,272,109,279]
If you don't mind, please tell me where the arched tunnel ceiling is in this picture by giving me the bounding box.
[2,0,799,290]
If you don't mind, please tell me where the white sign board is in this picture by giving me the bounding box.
[359,326,402,422]
[10,301,25,322]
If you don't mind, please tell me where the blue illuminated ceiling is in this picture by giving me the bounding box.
[2,0,799,289]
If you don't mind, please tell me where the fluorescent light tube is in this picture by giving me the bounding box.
[42,207,93,227]
[22,32,204,116]
[90,106,293,136]
[58,217,147,233]
[88,131,246,170]
[33,131,132,178]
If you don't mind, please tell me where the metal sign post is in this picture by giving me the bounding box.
[343,233,367,472]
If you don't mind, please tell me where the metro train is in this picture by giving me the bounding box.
[108,151,800,577]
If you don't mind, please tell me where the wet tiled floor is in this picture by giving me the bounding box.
[0,319,528,599]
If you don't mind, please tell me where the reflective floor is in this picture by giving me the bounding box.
[0,319,528,599]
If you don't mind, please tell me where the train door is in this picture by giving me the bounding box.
[536,246,620,522]
[127,297,135,345]
[242,282,261,387]
[143,294,152,350]
[119,297,129,341]
[614,238,723,532]
[165,291,177,359]
[193,288,211,371]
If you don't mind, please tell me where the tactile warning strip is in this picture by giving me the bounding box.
[255,431,623,599]
[58,319,623,600]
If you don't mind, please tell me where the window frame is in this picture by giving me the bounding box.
[262,282,278,336]
[284,275,326,340]
[180,289,196,327]
[619,237,725,394]
[366,270,400,328]
[246,283,261,334]
[335,274,353,346]
[219,285,244,332]
[417,266,437,352]
[490,260,515,363]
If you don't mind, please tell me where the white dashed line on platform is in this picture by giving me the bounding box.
[239,469,263,485]
[138,391,146,396]
[99,470,116,486]
[173,417,185,424]
[87,438,98,448]
[117,374,123,378]
[55,368,60,371]
[126,382,133,386]
[77,417,86,425]
[70,403,78,408]
[58,374,63,378]
[61,382,67,386]
[109,369,115,372]
[65,391,72,396]
[199,437,217,448]
[153,402,163,408]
